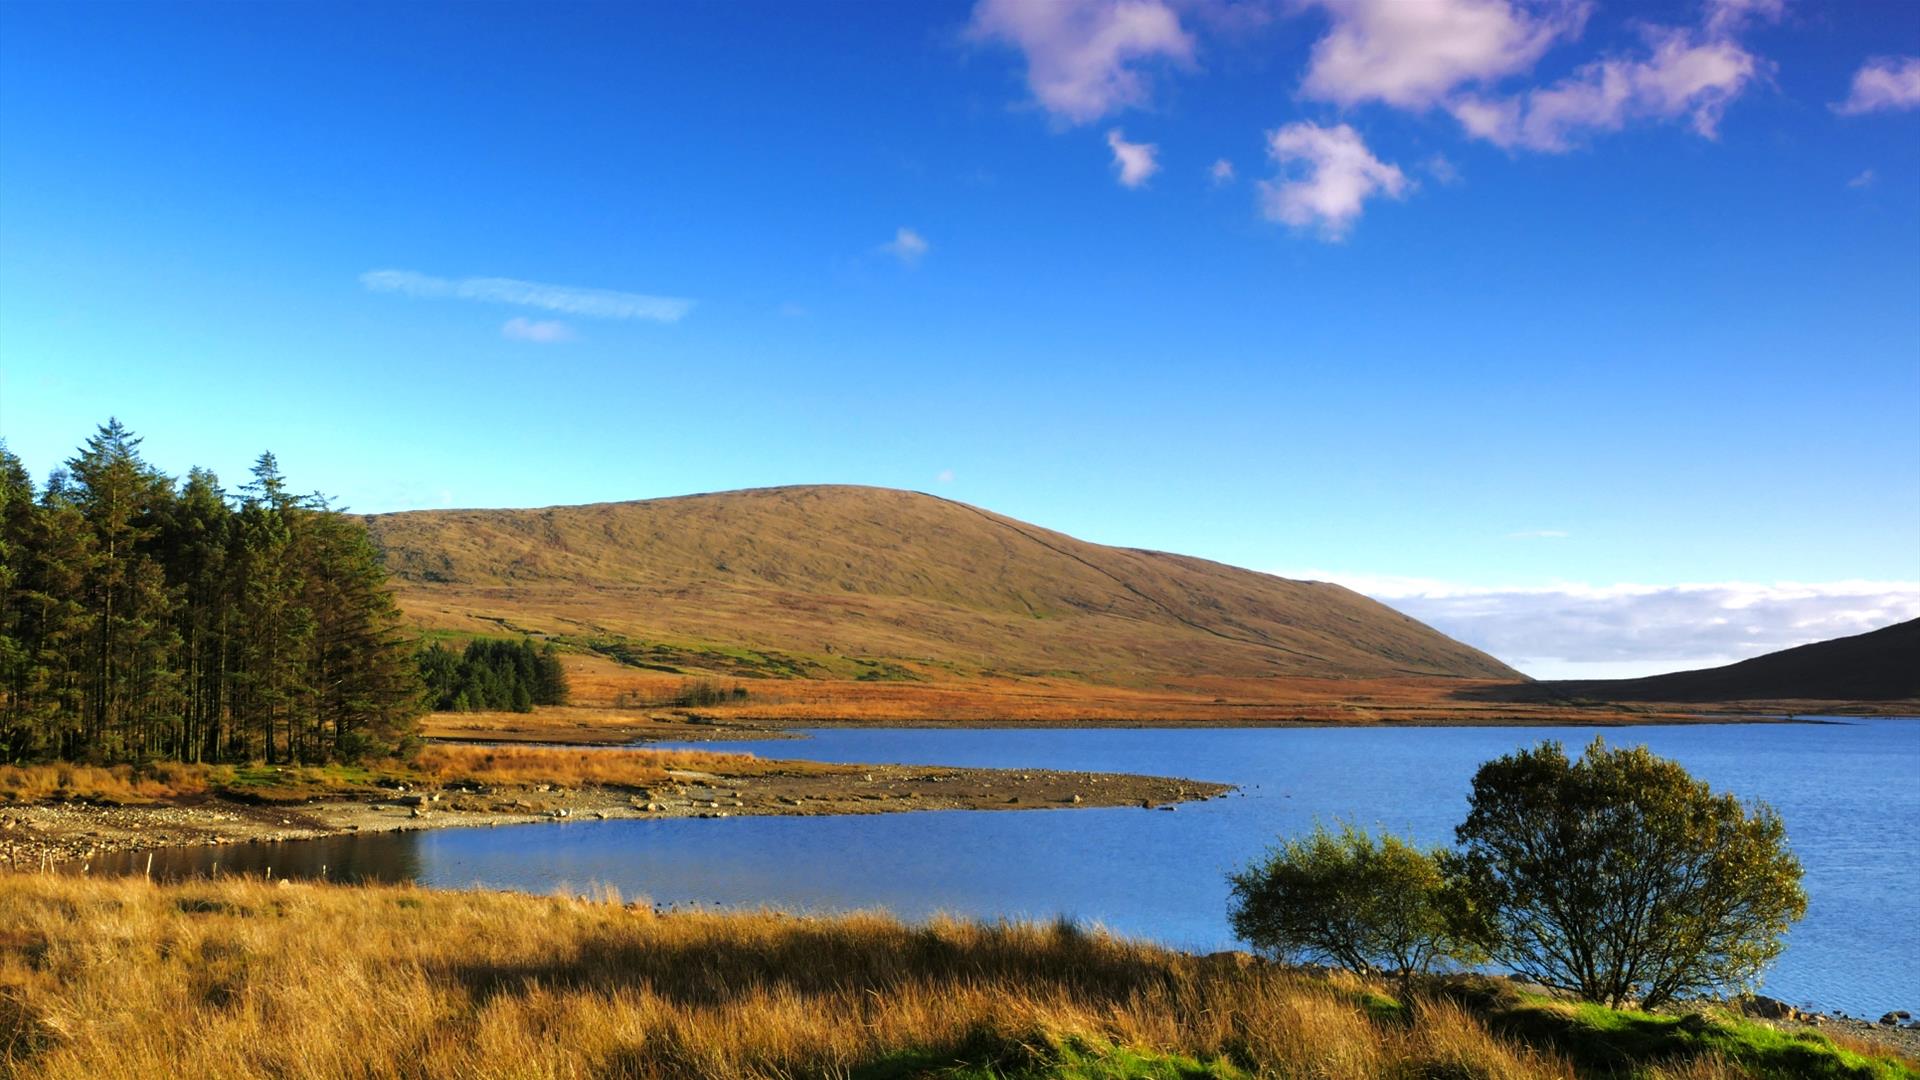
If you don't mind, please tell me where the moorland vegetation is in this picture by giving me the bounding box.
[1,874,1907,1080]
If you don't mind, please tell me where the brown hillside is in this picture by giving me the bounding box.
[361,485,1519,689]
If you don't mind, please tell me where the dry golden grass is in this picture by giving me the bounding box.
[410,744,829,788]
[0,761,215,804]
[0,873,1578,1080]
[0,746,824,806]
[10,876,1901,1080]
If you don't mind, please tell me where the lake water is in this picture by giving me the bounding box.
[97,720,1918,1017]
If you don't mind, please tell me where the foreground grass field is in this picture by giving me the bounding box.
[2,876,1911,1080]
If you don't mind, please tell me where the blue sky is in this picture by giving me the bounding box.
[2,0,1916,676]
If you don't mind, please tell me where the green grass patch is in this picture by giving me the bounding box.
[210,762,408,803]
[1487,997,1915,1080]
[572,631,929,682]
[853,658,926,682]
[1360,990,1411,1025]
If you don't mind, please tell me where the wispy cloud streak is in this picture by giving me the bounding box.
[361,269,693,322]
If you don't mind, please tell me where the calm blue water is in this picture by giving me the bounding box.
[106,720,1919,1017]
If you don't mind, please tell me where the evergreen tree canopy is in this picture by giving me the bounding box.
[418,638,568,714]
[0,422,425,764]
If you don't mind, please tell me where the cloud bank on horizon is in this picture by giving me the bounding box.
[1291,571,1920,680]
[968,0,1911,237]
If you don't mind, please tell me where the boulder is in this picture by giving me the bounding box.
[1737,995,1802,1022]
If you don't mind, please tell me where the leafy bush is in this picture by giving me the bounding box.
[1227,823,1482,984]
[1448,737,1806,1009]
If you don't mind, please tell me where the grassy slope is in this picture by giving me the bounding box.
[362,485,1519,693]
[3,876,1912,1080]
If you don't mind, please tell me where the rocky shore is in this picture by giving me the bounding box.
[0,763,1233,871]
[1729,994,1920,1057]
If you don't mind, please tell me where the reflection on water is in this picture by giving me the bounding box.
[113,829,427,885]
[84,718,1920,1017]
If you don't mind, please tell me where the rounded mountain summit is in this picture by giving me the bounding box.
[360,485,1518,687]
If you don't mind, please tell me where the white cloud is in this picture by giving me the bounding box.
[1446,15,1769,152]
[500,317,574,343]
[968,0,1194,123]
[1848,169,1876,189]
[1295,0,1588,109]
[880,227,930,266]
[1835,56,1920,115]
[1209,158,1236,185]
[1286,571,1920,680]
[1702,0,1784,37]
[1257,121,1408,240]
[1106,128,1160,186]
[1424,153,1462,184]
[936,469,956,484]
[360,270,692,322]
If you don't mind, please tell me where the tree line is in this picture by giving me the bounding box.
[419,638,568,713]
[0,421,424,764]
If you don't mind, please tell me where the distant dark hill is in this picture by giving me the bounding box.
[1471,618,1920,705]
[361,484,1521,685]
